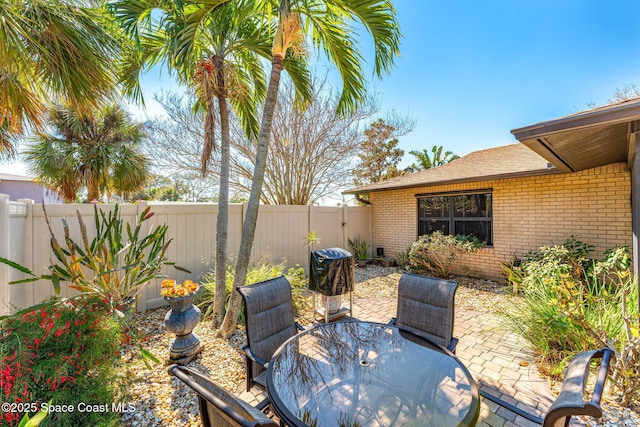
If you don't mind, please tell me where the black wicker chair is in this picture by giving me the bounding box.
[480,348,614,427]
[168,365,277,427]
[389,272,459,352]
[237,276,304,392]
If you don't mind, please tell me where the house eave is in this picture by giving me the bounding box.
[512,100,640,173]
[342,168,561,195]
[512,101,640,141]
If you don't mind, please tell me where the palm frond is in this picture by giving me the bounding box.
[332,0,401,76]
[301,4,365,115]
[282,56,314,110]
[0,68,44,134]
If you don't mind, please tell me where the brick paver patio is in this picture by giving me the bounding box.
[239,298,563,427]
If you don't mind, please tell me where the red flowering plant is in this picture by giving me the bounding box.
[0,298,128,426]
[0,205,173,426]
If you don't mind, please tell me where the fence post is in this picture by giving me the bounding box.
[136,201,149,312]
[307,205,313,259]
[0,194,10,315]
[17,199,34,308]
[341,204,348,250]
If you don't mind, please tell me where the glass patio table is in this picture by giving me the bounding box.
[266,321,480,427]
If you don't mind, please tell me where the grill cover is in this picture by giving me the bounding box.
[309,248,354,296]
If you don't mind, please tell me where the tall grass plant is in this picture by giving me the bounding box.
[503,240,639,406]
[198,259,309,322]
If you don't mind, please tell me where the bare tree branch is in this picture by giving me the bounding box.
[231,77,378,204]
[142,92,220,201]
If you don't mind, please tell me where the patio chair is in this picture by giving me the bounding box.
[389,272,459,352]
[168,364,277,427]
[237,276,304,392]
[480,348,614,427]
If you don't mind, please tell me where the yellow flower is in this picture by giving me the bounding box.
[161,279,175,286]
[161,279,199,298]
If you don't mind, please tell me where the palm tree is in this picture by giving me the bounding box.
[218,0,402,338]
[23,104,150,203]
[111,0,311,324]
[409,146,460,171]
[0,0,122,158]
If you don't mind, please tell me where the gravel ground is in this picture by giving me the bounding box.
[119,266,638,426]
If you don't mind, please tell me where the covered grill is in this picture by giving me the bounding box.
[309,248,354,322]
[309,247,354,295]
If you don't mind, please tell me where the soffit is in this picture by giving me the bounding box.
[512,98,640,172]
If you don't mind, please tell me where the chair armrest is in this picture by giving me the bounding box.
[388,317,396,325]
[546,348,614,424]
[591,348,613,406]
[242,345,269,368]
[254,397,270,412]
[447,337,459,353]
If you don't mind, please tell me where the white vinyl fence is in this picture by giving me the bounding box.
[0,195,371,315]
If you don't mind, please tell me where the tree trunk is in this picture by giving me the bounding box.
[87,181,100,203]
[213,55,230,326]
[218,56,284,338]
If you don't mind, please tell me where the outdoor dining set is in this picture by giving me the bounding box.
[167,248,613,427]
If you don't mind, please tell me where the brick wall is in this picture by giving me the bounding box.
[370,163,632,280]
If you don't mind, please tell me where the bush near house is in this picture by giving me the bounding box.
[501,236,594,295]
[503,239,639,406]
[395,247,411,271]
[408,231,484,278]
[348,236,371,262]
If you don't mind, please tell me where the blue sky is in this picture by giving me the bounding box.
[378,0,640,164]
[5,0,640,175]
[139,1,640,162]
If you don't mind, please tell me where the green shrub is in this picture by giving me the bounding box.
[504,242,639,406]
[500,254,525,294]
[502,236,594,294]
[348,236,370,261]
[408,231,484,278]
[394,248,411,271]
[0,298,129,426]
[198,259,309,321]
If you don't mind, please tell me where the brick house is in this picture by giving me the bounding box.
[345,99,640,280]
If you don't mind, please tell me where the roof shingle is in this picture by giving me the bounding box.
[343,143,558,194]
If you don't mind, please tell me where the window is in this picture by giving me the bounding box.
[417,191,492,245]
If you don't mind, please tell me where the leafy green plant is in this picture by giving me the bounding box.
[16,402,50,427]
[198,259,309,321]
[0,204,185,310]
[504,242,639,406]
[503,236,595,295]
[408,231,484,278]
[0,298,129,426]
[348,236,370,261]
[394,248,411,271]
[337,412,361,427]
[500,254,525,294]
[300,409,318,427]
